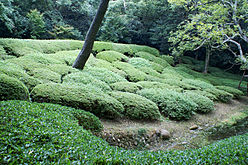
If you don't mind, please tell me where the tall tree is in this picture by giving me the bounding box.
[72,0,110,69]
[168,0,248,72]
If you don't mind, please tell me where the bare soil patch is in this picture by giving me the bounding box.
[99,97,248,150]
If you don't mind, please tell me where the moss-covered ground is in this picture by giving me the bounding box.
[0,39,247,164]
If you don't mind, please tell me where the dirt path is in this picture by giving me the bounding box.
[99,97,248,150]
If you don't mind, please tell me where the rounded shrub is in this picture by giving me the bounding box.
[47,64,77,75]
[205,88,233,103]
[137,81,183,92]
[182,79,215,90]
[31,83,124,119]
[96,51,128,63]
[29,68,61,83]
[93,41,113,53]
[135,51,169,67]
[161,55,174,65]
[0,62,41,90]
[184,91,215,113]
[128,57,164,73]
[216,86,244,99]
[110,82,142,93]
[112,61,148,82]
[0,74,30,101]
[190,90,217,101]
[129,44,160,56]
[138,67,165,78]
[110,91,161,120]
[137,88,197,120]
[85,67,127,84]
[63,72,111,91]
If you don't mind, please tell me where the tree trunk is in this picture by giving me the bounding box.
[203,47,210,74]
[72,0,110,69]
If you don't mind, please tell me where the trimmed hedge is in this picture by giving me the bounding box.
[216,86,244,99]
[184,91,215,113]
[85,67,127,84]
[0,61,41,90]
[0,100,247,164]
[205,88,233,103]
[137,88,197,120]
[63,72,111,91]
[110,82,142,93]
[0,74,30,101]
[31,83,124,119]
[161,55,174,65]
[137,81,183,92]
[110,91,161,120]
[96,50,128,63]
[135,51,169,67]
[112,61,148,82]
[29,68,61,83]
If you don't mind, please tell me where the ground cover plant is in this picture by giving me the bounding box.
[0,100,247,164]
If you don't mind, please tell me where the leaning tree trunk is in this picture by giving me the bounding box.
[203,46,210,74]
[72,0,110,69]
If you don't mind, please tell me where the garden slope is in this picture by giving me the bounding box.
[0,38,246,121]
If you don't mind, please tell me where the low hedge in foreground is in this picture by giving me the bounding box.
[110,91,161,120]
[0,74,30,101]
[31,83,124,119]
[0,100,247,164]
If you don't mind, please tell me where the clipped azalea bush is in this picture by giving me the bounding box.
[190,90,217,101]
[85,67,127,84]
[137,81,183,92]
[0,61,41,90]
[110,91,161,120]
[31,83,124,119]
[138,67,165,78]
[0,74,30,101]
[137,88,197,120]
[96,50,129,63]
[161,55,174,65]
[110,82,142,93]
[63,72,111,91]
[205,88,233,103]
[93,41,113,53]
[216,86,244,99]
[48,50,79,65]
[29,68,61,83]
[184,91,215,113]
[113,61,148,82]
[135,51,169,67]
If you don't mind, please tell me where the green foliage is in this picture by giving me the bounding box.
[137,88,197,120]
[113,61,148,82]
[31,83,124,119]
[137,81,183,92]
[0,61,41,90]
[0,74,29,101]
[161,55,175,65]
[110,82,142,93]
[184,91,215,113]
[110,91,161,120]
[49,50,80,65]
[29,68,61,83]
[190,90,217,101]
[27,9,45,39]
[63,72,111,91]
[0,100,247,164]
[85,67,127,84]
[73,109,103,133]
[205,88,233,103]
[216,86,244,99]
[0,39,82,56]
[135,51,170,68]
[96,50,128,63]
[92,41,113,53]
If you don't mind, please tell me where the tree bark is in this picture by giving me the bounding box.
[72,0,110,69]
[203,46,210,74]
